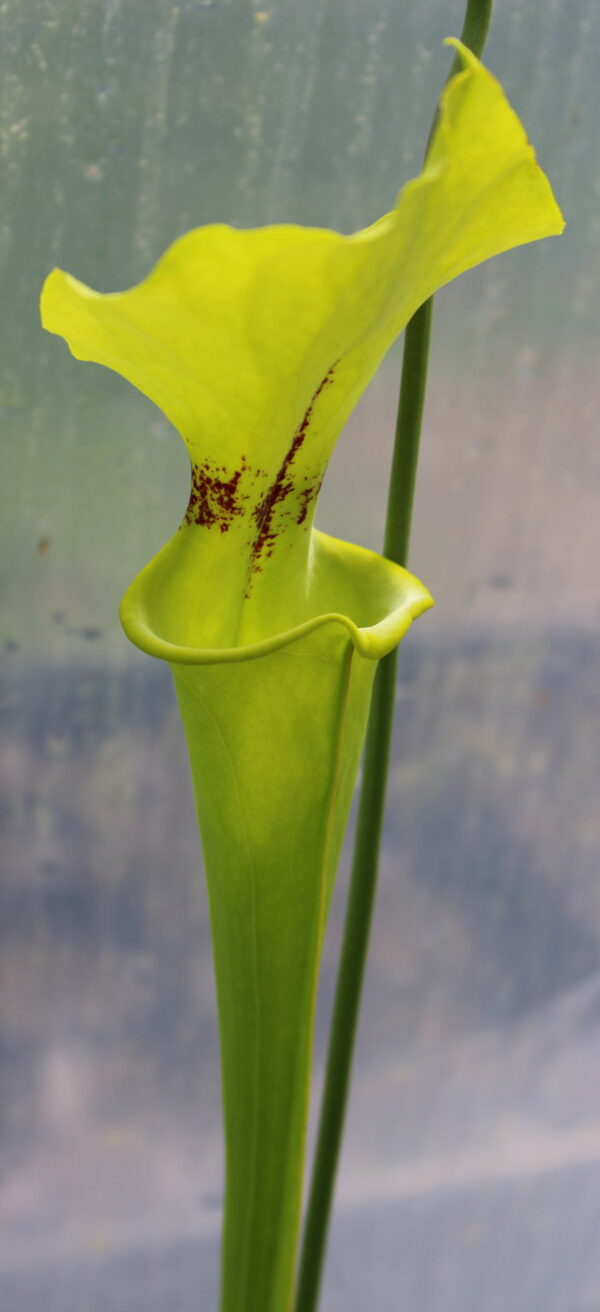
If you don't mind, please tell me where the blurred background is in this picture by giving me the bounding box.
[1,0,599,1308]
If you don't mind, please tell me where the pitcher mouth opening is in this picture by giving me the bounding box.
[119,526,433,668]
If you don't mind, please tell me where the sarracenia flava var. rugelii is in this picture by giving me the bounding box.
[41,41,563,1312]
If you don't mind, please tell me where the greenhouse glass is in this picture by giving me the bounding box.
[1,1,599,1310]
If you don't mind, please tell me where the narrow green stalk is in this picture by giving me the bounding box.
[292,302,432,1312]
[294,4,493,1310]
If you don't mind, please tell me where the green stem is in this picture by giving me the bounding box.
[293,4,493,1310]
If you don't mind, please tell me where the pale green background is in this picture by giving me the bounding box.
[1,1,600,1309]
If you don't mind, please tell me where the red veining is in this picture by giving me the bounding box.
[296,477,323,526]
[182,362,338,600]
[249,362,337,573]
[185,460,245,532]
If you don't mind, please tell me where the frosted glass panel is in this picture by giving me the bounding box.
[2,1,599,1308]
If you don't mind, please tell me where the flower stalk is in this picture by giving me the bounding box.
[294,6,499,1310]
